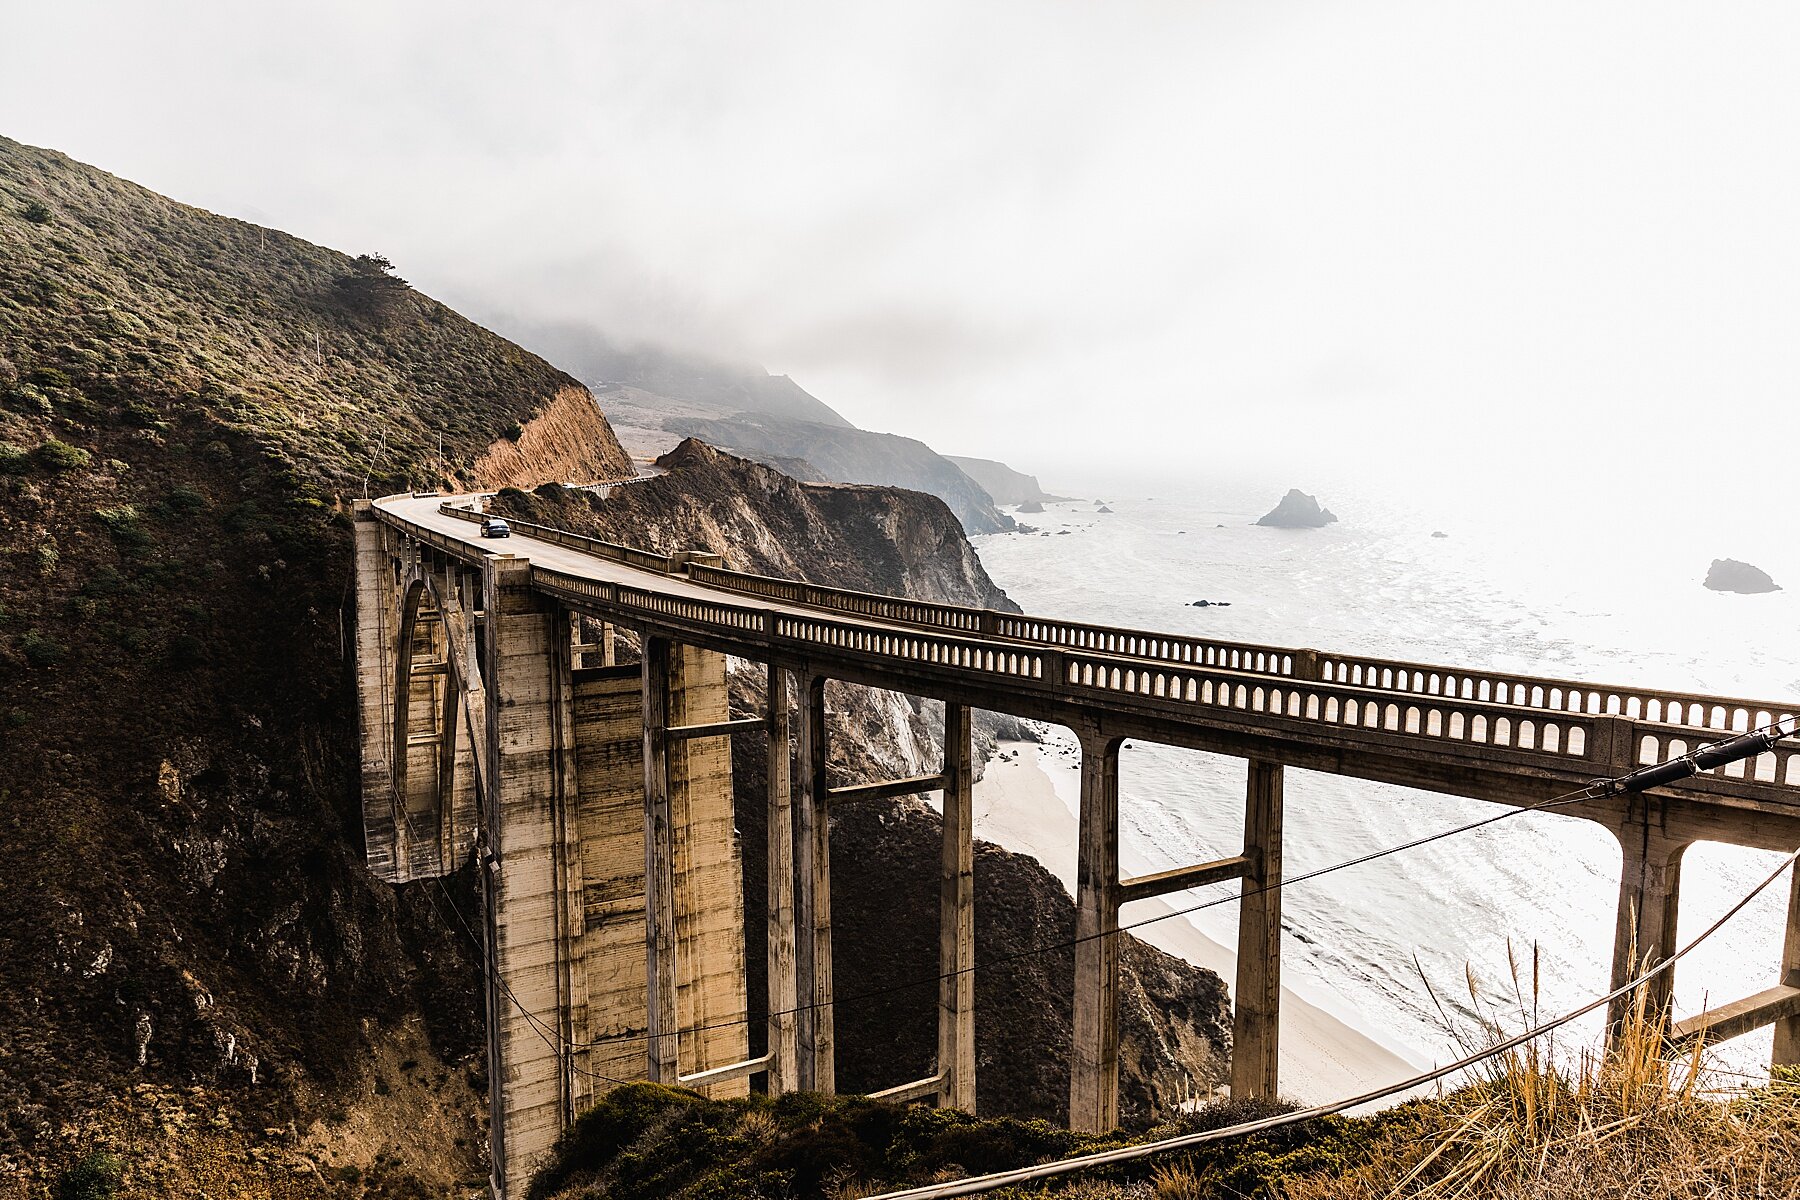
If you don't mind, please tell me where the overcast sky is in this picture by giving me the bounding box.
[4,1,1797,521]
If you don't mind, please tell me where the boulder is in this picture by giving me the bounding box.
[1704,559,1782,594]
[1255,489,1338,528]
[1019,499,1045,514]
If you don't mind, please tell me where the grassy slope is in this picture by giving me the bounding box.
[0,136,628,1196]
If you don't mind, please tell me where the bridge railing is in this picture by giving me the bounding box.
[686,563,1308,677]
[1313,652,1799,737]
[541,561,1800,795]
[688,564,1797,743]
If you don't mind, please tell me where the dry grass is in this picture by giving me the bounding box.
[1283,945,1800,1200]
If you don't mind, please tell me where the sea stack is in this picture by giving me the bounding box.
[1704,559,1782,594]
[1256,489,1338,528]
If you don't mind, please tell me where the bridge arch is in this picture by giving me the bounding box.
[390,572,478,879]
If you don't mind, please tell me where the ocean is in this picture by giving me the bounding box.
[969,471,1800,1081]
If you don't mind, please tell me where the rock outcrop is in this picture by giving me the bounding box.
[1256,489,1338,528]
[470,385,634,489]
[1704,559,1782,594]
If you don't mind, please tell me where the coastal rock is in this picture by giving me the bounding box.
[1019,499,1045,513]
[1191,600,1232,608]
[1431,531,1449,539]
[1704,559,1782,594]
[1255,489,1338,529]
[1096,504,1114,514]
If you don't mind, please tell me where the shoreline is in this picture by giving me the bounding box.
[970,738,1428,1106]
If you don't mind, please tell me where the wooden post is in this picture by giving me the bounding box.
[642,635,678,1083]
[1774,864,1800,1067]
[1070,729,1122,1132]
[766,665,801,1094]
[794,673,834,1092]
[938,702,976,1111]
[1232,759,1284,1102]
[1608,821,1689,1038]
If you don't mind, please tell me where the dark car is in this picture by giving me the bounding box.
[480,517,511,539]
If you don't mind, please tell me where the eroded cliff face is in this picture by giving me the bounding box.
[471,385,634,489]
[492,442,1232,1125]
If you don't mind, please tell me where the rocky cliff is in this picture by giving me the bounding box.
[652,412,1016,534]
[946,455,1070,506]
[471,386,634,488]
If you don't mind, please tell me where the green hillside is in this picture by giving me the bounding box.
[0,136,634,1197]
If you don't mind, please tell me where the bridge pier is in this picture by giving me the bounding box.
[939,702,977,1111]
[1775,867,1800,1066]
[1232,759,1283,1103]
[641,636,679,1083]
[1070,729,1122,1133]
[767,666,801,1094]
[481,556,573,1199]
[795,672,835,1092]
[1608,819,1690,1036]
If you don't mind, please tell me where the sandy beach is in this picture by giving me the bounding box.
[970,739,1427,1106]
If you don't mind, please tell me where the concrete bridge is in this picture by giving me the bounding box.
[352,491,1800,1198]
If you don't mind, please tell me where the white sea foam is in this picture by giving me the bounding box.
[973,473,1799,1078]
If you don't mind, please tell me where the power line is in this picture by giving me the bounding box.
[863,842,1800,1200]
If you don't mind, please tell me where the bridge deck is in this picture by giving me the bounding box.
[374,493,1800,848]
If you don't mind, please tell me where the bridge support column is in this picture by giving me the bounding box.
[795,673,835,1092]
[767,666,801,1094]
[938,702,976,1111]
[351,503,404,882]
[481,557,574,1200]
[1608,821,1690,1037]
[1775,866,1800,1067]
[1070,730,1123,1132]
[1232,759,1284,1102]
[641,636,679,1083]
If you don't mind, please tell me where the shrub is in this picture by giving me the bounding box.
[167,633,208,668]
[503,421,525,442]
[21,202,51,225]
[0,442,28,474]
[19,630,66,668]
[162,485,208,515]
[33,439,89,472]
[94,506,151,549]
[53,1153,122,1200]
